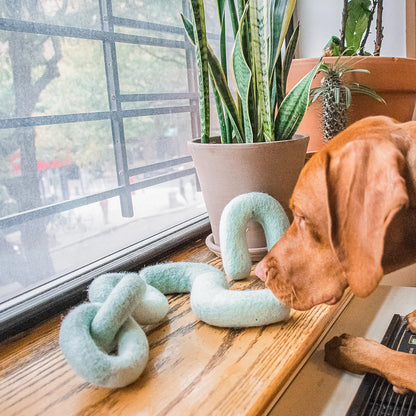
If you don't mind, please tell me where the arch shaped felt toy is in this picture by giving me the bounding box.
[220,192,290,280]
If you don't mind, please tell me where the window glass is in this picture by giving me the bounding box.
[0,0,102,30]
[0,0,208,306]
[117,44,188,95]
[124,113,193,166]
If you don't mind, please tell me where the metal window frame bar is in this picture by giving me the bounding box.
[0,105,198,129]
[120,92,199,102]
[128,155,192,176]
[0,5,205,226]
[0,1,201,225]
[100,0,133,217]
[0,17,186,48]
[0,16,221,46]
[113,16,185,35]
[0,166,196,228]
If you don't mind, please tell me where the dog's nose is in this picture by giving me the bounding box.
[255,259,268,282]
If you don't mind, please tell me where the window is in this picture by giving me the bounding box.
[0,0,220,334]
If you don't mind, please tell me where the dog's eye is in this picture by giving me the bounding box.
[296,214,306,225]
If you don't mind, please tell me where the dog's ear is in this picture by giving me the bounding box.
[326,139,408,297]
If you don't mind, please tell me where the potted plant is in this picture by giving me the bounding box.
[181,0,320,259]
[288,0,416,151]
[310,56,385,142]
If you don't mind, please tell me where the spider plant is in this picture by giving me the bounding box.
[181,0,320,144]
[310,56,385,142]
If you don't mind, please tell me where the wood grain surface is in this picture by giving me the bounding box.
[0,237,352,416]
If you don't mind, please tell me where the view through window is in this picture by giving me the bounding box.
[0,0,224,309]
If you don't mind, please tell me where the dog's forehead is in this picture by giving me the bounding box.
[291,154,328,212]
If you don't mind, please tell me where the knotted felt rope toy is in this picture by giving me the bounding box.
[60,192,290,388]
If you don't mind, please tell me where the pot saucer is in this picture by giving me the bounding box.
[205,233,268,262]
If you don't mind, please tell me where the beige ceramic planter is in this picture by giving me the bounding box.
[188,135,309,260]
[288,57,416,151]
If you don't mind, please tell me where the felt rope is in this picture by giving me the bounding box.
[60,192,290,388]
[140,262,290,327]
[89,272,169,325]
[220,192,290,280]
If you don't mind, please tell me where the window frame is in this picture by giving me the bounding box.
[0,0,211,339]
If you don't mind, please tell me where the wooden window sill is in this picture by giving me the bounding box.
[0,236,352,416]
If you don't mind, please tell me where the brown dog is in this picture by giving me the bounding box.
[255,115,416,393]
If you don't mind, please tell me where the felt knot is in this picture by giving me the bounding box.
[59,272,168,388]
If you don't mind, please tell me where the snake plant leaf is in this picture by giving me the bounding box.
[271,23,298,113]
[232,7,253,143]
[181,13,196,45]
[211,72,228,142]
[274,59,321,141]
[188,0,210,143]
[269,0,296,80]
[237,0,247,19]
[183,13,241,143]
[281,24,300,99]
[270,58,283,118]
[207,44,245,143]
[217,0,233,143]
[249,0,273,142]
[217,0,227,75]
[228,0,239,36]
[182,15,227,142]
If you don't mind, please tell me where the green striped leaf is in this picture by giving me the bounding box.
[274,59,321,141]
[232,7,253,142]
[207,44,245,143]
[269,0,296,81]
[217,0,233,143]
[228,0,239,37]
[189,0,210,143]
[180,13,195,44]
[249,0,273,141]
[281,24,299,99]
[211,72,228,142]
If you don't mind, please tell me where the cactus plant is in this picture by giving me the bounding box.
[310,57,385,142]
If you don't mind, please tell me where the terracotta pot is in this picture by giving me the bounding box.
[188,135,309,259]
[288,57,416,152]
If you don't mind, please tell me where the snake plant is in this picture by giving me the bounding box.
[181,0,320,144]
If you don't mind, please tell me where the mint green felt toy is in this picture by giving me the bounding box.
[60,192,290,388]
[140,262,289,328]
[59,273,152,388]
[220,192,290,280]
